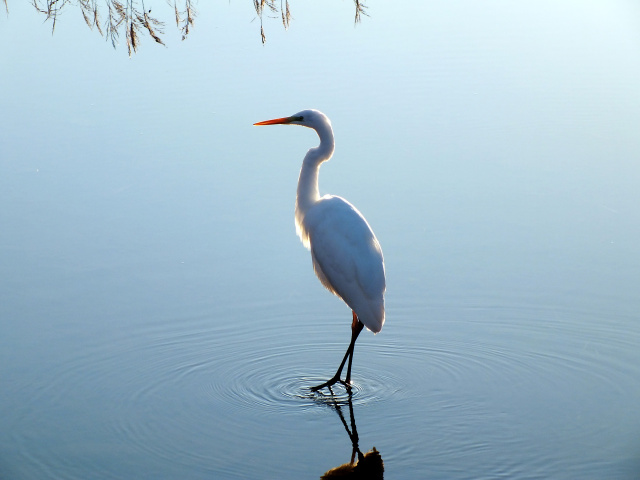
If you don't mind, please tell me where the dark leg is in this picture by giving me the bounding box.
[311,311,364,392]
[345,312,364,386]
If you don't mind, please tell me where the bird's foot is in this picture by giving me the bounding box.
[310,375,342,392]
[311,376,354,393]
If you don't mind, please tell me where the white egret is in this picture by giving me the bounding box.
[254,110,386,391]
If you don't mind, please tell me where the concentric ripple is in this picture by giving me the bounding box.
[7,300,640,479]
[202,330,405,411]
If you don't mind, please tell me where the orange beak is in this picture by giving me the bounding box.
[253,116,294,126]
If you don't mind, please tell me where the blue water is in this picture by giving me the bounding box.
[1,1,640,478]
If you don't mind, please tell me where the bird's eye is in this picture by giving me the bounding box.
[293,116,304,121]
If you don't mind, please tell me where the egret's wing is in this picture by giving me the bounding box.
[305,197,385,332]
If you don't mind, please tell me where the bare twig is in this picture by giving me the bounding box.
[139,2,165,46]
[353,0,368,24]
[280,0,290,29]
[19,1,367,53]
[173,0,194,41]
[254,0,277,44]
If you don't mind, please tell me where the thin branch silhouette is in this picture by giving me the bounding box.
[13,1,368,54]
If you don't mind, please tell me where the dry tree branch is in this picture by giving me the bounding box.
[79,0,92,28]
[104,1,125,48]
[76,0,103,34]
[93,3,103,35]
[254,0,278,44]
[353,0,368,24]
[138,2,165,46]
[25,0,174,54]
[173,0,194,41]
[31,0,70,34]
[19,1,367,53]
[256,0,368,43]
[280,0,290,29]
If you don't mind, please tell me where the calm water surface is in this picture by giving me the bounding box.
[1,1,640,479]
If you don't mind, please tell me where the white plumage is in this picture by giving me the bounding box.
[302,196,385,333]
[254,109,386,390]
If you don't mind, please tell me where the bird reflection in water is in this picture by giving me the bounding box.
[318,388,384,479]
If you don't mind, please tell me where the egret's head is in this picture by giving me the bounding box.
[254,109,331,132]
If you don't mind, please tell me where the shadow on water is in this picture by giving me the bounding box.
[316,387,384,479]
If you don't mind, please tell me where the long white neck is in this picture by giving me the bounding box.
[295,123,335,247]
